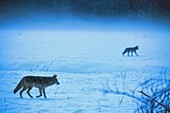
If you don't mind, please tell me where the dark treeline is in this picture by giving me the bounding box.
[0,0,170,20]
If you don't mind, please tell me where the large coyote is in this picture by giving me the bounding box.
[13,74,60,98]
[122,46,139,56]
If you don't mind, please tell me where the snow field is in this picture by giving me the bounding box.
[0,30,170,112]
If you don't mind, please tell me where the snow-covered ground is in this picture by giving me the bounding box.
[0,30,170,113]
[0,30,170,73]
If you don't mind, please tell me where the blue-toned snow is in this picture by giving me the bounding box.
[0,30,170,113]
[0,30,170,73]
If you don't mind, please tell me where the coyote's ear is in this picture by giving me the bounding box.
[53,74,58,78]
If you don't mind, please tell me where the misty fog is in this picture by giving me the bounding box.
[0,0,169,31]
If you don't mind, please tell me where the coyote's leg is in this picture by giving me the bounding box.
[43,89,47,98]
[135,51,138,56]
[127,51,130,56]
[36,88,42,98]
[20,87,27,98]
[27,87,33,98]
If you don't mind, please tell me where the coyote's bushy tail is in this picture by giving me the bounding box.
[13,80,22,94]
[122,49,127,55]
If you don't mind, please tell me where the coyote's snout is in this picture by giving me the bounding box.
[13,74,60,98]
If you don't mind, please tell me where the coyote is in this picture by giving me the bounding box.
[122,46,139,56]
[13,74,60,98]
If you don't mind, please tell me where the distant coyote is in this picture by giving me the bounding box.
[122,46,139,56]
[14,74,60,98]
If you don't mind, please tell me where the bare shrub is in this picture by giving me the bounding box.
[101,67,170,112]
